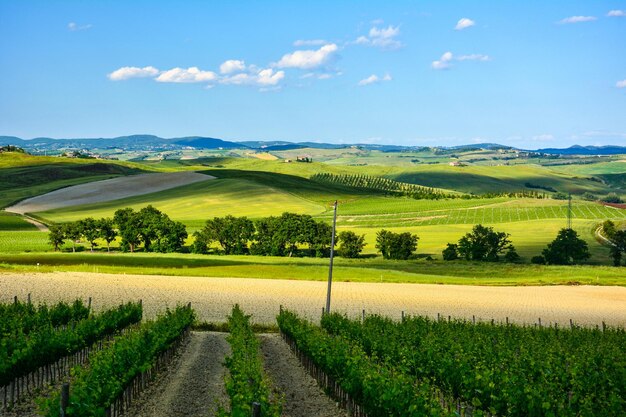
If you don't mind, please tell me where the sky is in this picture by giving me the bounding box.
[1,1,625,148]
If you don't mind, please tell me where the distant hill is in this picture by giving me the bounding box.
[2,135,624,155]
[534,145,626,155]
[174,136,244,149]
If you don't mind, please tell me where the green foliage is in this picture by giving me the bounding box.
[113,206,187,253]
[78,217,99,251]
[456,224,513,262]
[97,217,117,251]
[603,220,617,240]
[531,255,546,264]
[552,192,569,200]
[62,221,82,252]
[48,223,65,251]
[321,313,626,417]
[219,305,282,417]
[376,229,419,260]
[0,298,89,339]
[600,193,624,204]
[42,304,193,417]
[278,310,454,417]
[608,230,626,267]
[1,301,142,387]
[200,215,255,254]
[503,246,521,263]
[442,243,459,260]
[542,228,591,265]
[337,230,366,258]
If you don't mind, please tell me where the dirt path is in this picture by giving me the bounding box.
[22,214,49,232]
[127,331,230,417]
[260,334,347,417]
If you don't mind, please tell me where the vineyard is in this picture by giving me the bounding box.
[279,310,626,417]
[332,200,626,227]
[1,295,625,416]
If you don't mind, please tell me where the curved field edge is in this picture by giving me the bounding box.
[0,253,624,286]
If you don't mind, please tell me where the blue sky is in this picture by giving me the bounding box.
[1,1,625,148]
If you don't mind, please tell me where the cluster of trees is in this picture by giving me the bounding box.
[48,218,116,252]
[531,228,591,265]
[0,145,26,153]
[442,224,519,262]
[48,206,187,253]
[192,213,367,258]
[375,230,419,260]
[603,220,626,266]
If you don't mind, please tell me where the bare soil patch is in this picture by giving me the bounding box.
[1,272,625,327]
[126,331,230,417]
[260,334,348,417]
[6,172,214,214]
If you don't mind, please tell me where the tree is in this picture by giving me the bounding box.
[114,208,141,252]
[48,224,65,252]
[603,220,617,240]
[62,222,82,253]
[338,231,366,258]
[201,215,255,255]
[275,212,314,257]
[136,205,164,252]
[79,217,99,252]
[608,230,626,267]
[503,246,521,263]
[600,193,624,204]
[307,221,333,257]
[250,217,285,256]
[457,224,513,262]
[97,218,117,252]
[442,243,459,261]
[153,219,188,253]
[376,229,419,260]
[542,228,590,265]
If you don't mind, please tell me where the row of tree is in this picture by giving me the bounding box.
[48,206,187,253]
[192,213,368,258]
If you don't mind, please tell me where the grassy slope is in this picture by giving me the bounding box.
[0,212,38,231]
[35,177,326,229]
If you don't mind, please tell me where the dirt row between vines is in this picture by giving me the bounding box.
[1,272,625,327]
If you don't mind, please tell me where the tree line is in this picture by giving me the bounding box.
[46,205,622,266]
[48,206,187,253]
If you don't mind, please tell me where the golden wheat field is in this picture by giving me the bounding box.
[1,272,625,327]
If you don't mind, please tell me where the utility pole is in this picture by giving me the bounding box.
[325,200,338,314]
[567,193,572,229]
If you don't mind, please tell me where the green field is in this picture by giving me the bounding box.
[0,252,624,286]
[0,151,624,282]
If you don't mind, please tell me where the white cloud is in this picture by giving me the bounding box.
[108,66,160,81]
[607,10,626,17]
[293,39,327,46]
[455,18,475,30]
[431,51,454,70]
[156,67,218,83]
[220,68,285,87]
[358,73,392,86]
[219,60,246,74]
[558,16,597,24]
[355,25,402,49]
[275,43,338,69]
[257,68,285,86]
[617,80,626,88]
[432,52,490,70]
[68,22,92,31]
[457,54,490,61]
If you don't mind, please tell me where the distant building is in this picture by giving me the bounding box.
[449,161,463,166]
